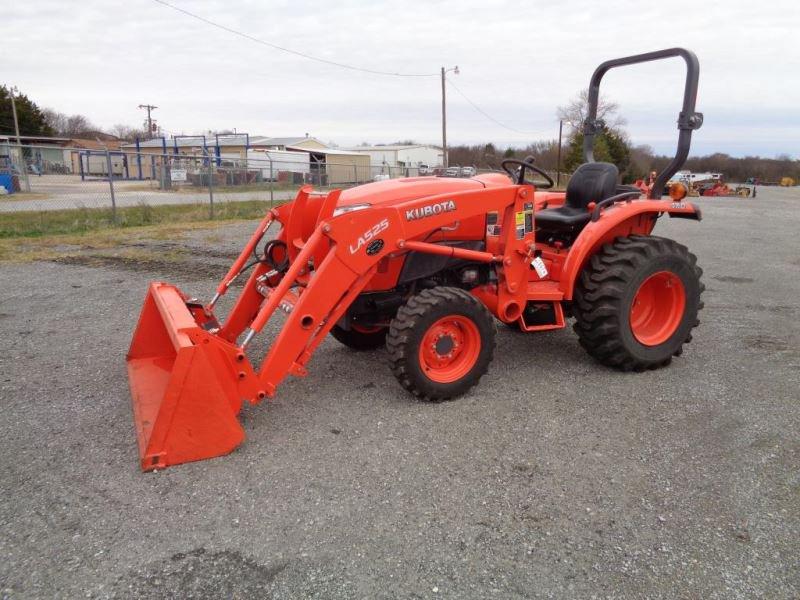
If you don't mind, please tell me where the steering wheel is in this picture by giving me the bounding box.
[500,157,555,189]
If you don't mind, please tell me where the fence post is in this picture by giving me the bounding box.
[16,144,31,192]
[105,149,117,224]
[207,158,215,219]
[135,138,143,180]
[268,155,274,207]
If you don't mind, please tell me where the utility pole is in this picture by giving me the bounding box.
[440,66,459,169]
[9,86,21,145]
[138,104,158,139]
[9,86,31,192]
[556,119,564,187]
[441,67,447,169]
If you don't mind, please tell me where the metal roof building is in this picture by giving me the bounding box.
[286,145,371,185]
[252,136,327,150]
[122,135,327,155]
[342,144,443,171]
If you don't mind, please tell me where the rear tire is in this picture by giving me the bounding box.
[331,324,387,351]
[573,235,704,371]
[387,287,496,401]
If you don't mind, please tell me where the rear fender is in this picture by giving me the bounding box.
[559,200,701,299]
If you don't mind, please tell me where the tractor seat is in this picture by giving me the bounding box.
[536,162,619,231]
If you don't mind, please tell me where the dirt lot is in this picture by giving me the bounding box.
[0,174,297,213]
[0,187,798,599]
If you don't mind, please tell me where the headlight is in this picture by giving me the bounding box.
[333,203,371,217]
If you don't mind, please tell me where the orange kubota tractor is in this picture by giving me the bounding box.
[128,48,706,471]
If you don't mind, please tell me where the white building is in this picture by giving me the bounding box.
[342,144,443,175]
[245,149,310,180]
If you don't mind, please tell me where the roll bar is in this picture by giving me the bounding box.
[582,47,703,199]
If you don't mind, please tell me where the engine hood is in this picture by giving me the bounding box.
[336,174,511,208]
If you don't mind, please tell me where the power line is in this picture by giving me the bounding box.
[151,0,439,78]
[446,79,553,138]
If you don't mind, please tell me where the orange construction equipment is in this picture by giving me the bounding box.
[697,181,751,197]
[127,48,707,471]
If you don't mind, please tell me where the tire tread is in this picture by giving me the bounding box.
[572,235,703,370]
[387,287,495,401]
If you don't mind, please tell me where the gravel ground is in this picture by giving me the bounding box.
[0,187,798,599]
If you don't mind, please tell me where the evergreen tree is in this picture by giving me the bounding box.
[0,86,54,137]
[564,126,632,181]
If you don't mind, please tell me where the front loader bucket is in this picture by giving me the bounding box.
[127,282,256,471]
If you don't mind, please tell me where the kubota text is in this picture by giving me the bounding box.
[405,200,457,221]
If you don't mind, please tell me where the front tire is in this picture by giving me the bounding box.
[387,287,496,401]
[573,235,704,370]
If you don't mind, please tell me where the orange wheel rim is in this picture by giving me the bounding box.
[418,315,481,383]
[630,271,686,346]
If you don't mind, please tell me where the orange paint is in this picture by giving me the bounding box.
[126,178,701,470]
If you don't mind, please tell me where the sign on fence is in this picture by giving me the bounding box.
[170,168,187,182]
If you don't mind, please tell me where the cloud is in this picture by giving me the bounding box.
[3,0,797,157]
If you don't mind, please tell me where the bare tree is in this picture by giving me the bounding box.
[110,123,148,141]
[63,114,96,136]
[41,108,101,137]
[426,141,800,183]
[629,144,657,178]
[41,108,68,135]
[557,89,626,131]
[446,141,561,171]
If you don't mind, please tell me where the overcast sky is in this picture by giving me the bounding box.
[4,0,798,157]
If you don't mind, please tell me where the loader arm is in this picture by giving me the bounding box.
[126,183,534,470]
[242,183,534,396]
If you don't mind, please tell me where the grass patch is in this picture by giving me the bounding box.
[119,182,302,194]
[0,192,51,201]
[0,199,280,239]
[0,220,248,263]
[201,182,300,194]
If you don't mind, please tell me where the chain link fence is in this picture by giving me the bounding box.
[0,142,559,236]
